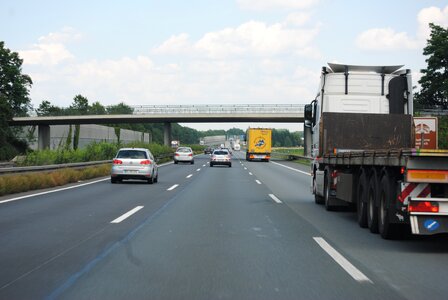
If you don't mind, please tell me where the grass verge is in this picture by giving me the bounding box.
[0,164,111,197]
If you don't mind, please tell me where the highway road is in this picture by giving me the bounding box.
[0,152,447,299]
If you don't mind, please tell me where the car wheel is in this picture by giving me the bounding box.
[111,177,117,184]
[229,163,232,167]
[147,174,154,184]
[154,173,158,183]
[174,160,178,164]
[357,170,368,228]
[210,163,214,167]
[367,171,379,233]
[191,160,194,164]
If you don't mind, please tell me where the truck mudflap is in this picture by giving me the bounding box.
[409,198,448,235]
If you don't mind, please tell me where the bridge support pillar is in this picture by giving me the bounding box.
[303,126,312,157]
[164,122,171,147]
[38,125,50,150]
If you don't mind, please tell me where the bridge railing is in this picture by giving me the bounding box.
[131,104,305,114]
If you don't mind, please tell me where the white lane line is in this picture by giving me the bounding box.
[0,178,109,204]
[249,172,253,176]
[186,174,193,178]
[255,180,262,185]
[196,168,201,171]
[313,237,373,283]
[202,164,206,167]
[111,206,144,224]
[167,184,179,191]
[269,194,282,204]
[270,161,311,176]
[244,167,247,170]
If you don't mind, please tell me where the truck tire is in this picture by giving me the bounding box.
[356,171,368,228]
[324,169,336,211]
[367,171,379,233]
[313,175,324,205]
[378,173,400,239]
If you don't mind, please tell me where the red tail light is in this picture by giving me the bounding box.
[188,153,193,157]
[175,153,180,156]
[140,160,151,165]
[409,201,439,213]
[113,159,122,165]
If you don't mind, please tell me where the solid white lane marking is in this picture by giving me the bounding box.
[255,180,262,185]
[186,174,193,178]
[196,168,201,171]
[0,178,109,204]
[313,237,372,283]
[111,206,144,224]
[167,184,179,191]
[249,172,253,176]
[270,161,310,176]
[269,194,282,204]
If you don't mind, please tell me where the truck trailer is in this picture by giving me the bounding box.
[245,128,272,161]
[305,63,448,239]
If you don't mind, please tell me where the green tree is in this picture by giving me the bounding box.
[36,100,64,116]
[70,94,89,115]
[107,102,133,114]
[89,101,106,115]
[415,23,448,109]
[0,41,33,160]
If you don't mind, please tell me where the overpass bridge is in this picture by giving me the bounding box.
[10,104,306,149]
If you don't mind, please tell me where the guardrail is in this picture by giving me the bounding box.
[271,152,312,161]
[0,153,176,176]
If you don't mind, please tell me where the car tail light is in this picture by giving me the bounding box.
[409,201,439,213]
[175,153,180,156]
[188,153,193,157]
[140,160,151,165]
[113,159,122,165]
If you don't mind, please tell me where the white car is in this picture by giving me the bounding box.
[110,148,158,184]
[210,149,231,167]
[174,147,194,164]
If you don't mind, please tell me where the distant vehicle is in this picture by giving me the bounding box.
[246,128,272,161]
[210,149,232,167]
[174,147,194,164]
[111,148,158,184]
[233,144,241,151]
[204,147,213,154]
[171,140,179,148]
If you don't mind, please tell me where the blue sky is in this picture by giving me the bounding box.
[1,0,447,131]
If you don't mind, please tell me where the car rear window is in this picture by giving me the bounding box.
[177,148,192,153]
[117,150,147,159]
[213,150,228,155]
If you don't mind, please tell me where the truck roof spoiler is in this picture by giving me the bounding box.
[327,63,404,74]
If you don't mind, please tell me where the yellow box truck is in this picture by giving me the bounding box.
[245,128,272,161]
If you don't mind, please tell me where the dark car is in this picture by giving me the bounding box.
[204,147,213,154]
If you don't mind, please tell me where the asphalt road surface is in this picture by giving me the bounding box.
[0,153,447,299]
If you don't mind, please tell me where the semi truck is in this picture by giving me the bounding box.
[305,63,448,239]
[245,128,272,161]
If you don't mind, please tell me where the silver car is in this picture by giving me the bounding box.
[210,149,232,167]
[174,147,194,164]
[111,148,158,184]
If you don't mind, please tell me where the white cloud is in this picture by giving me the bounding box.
[356,5,448,51]
[417,5,448,39]
[19,27,81,65]
[237,0,318,11]
[284,12,312,27]
[154,19,320,59]
[356,28,419,50]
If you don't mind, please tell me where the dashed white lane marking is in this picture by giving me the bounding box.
[186,174,193,178]
[255,180,262,185]
[202,164,206,167]
[167,184,179,191]
[313,237,373,283]
[196,168,201,171]
[0,178,109,204]
[268,194,282,204]
[244,167,247,170]
[111,206,144,224]
[249,172,253,176]
[270,161,311,176]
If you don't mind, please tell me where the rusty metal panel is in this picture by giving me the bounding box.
[320,112,414,156]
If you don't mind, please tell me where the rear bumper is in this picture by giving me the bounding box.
[210,160,231,166]
[409,197,448,235]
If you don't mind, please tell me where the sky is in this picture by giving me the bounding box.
[1,0,448,132]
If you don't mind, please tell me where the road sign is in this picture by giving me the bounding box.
[414,117,438,149]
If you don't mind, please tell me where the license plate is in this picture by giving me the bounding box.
[254,155,265,159]
[124,170,138,174]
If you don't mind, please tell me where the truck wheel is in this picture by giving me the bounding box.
[324,170,336,211]
[356,171,368,228]
[367,172,379,233]
[313,176,324,205]
[378,174,400,239]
